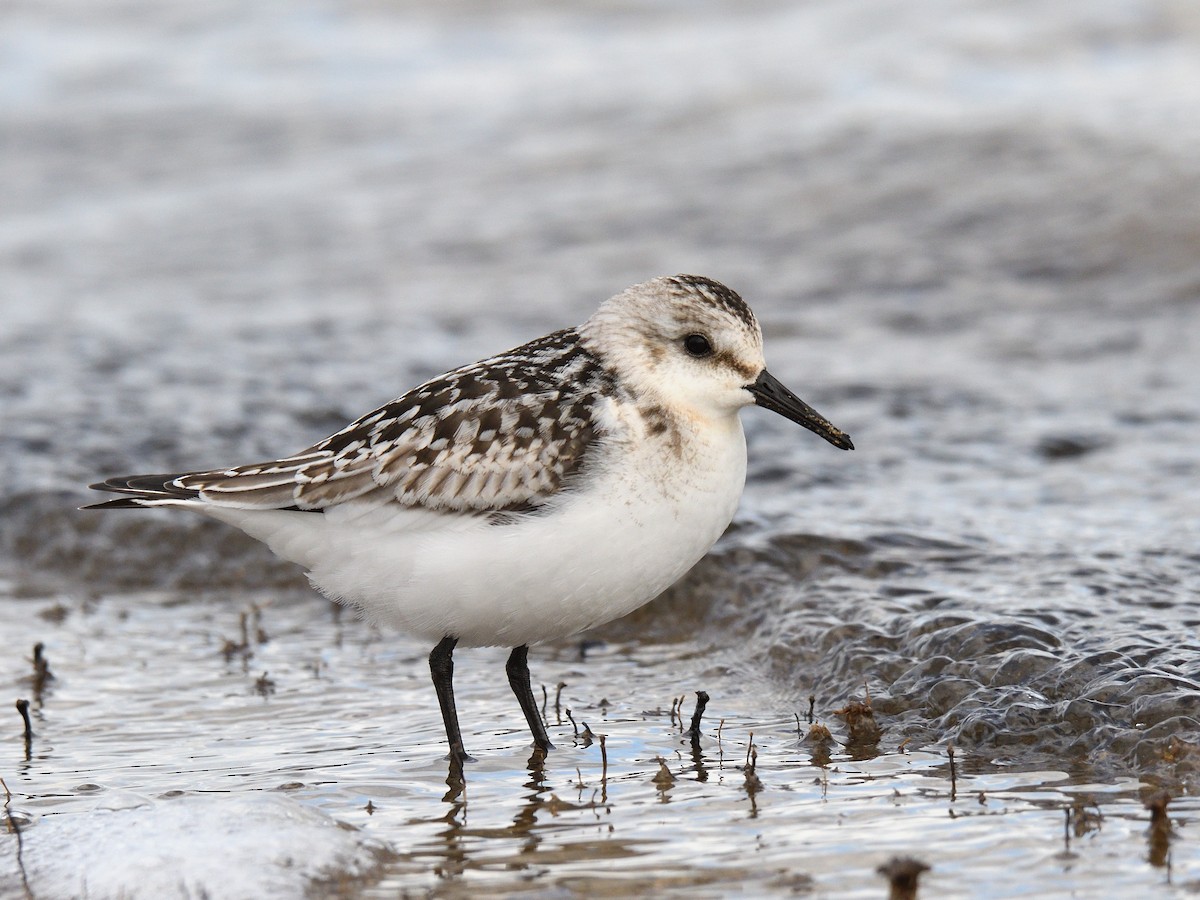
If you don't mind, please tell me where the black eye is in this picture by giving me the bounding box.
[683,333,713,358]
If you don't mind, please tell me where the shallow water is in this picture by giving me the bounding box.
[3,0,1200,896]
[3,591,1196,898]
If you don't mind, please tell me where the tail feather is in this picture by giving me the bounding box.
[82,473,200,510]
[82,471,321,514]
[81,496,167,510]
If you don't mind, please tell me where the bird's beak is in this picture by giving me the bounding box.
[747,369,854,450]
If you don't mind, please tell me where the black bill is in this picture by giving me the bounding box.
[747,369,854,450]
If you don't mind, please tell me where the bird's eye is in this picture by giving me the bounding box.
[683,333,713,358]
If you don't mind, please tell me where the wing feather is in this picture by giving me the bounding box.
[141,329,617,514]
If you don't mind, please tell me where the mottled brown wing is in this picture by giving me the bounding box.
[175,329,613,513]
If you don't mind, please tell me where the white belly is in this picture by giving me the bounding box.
[208,415,748,648]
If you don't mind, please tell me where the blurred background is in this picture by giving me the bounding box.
[3,1,1199,499]
[2,1,1199,897]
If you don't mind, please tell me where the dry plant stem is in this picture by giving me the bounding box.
[15,699,32,740]
[947,742,957,801]
[254,603,268,643]
[686,690,709,739]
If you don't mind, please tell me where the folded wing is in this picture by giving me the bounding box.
[87,329,612,514]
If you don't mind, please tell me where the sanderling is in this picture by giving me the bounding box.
[86,275,852,766]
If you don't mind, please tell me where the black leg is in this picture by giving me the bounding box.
[506,645,554,752]
[430,636,473,764]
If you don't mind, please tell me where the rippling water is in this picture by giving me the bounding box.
[3,0,1200,896]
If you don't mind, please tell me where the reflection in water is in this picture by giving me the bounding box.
[378,737,1187,896]
[2,778,33,899]
[16,699,32,763]
[1057,806,1079,861]
[947,744,959,802]
[1145,792,1172,869]
[27,643,54,710]
[433,768,468,881]
[417,745,630,885]
[742,740,763,819]
[652,757,675,803]
[689,739,709,784]
[513,750,550,856]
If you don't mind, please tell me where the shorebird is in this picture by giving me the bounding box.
[86,275,853,766]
